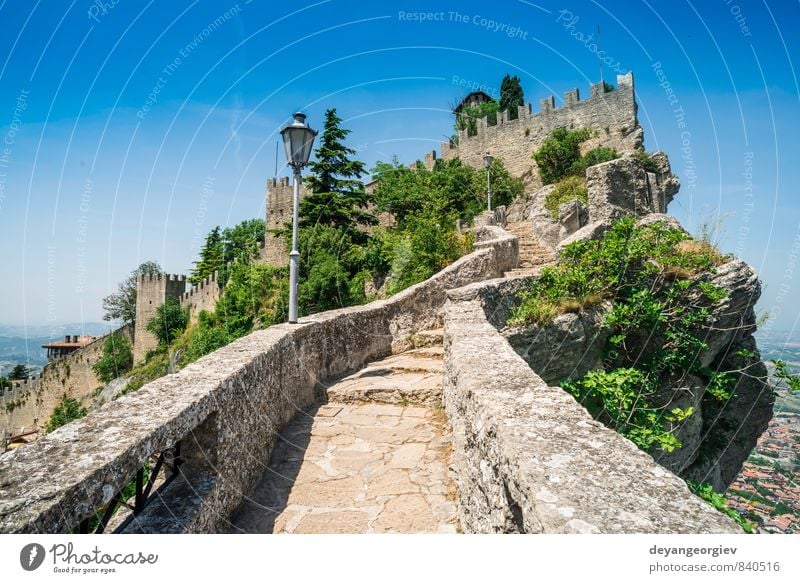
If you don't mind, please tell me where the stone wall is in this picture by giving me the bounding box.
[435,72,642,185]
[181,271,223,324]
[262,177,307,266]
[0,325,133,438]
[442,278,740,533]
[0,227,516,533]
[133,274,187,363]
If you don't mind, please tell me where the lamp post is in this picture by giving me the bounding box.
[280,112,318,324]
[483,151,493,211]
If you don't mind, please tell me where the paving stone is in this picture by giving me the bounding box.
[372,494,439,533]
[293,511,370,534]
[389,443,427,469]
[230,344,458,534]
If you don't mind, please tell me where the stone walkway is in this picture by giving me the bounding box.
[503,220,555,277]
[230,333,458,533]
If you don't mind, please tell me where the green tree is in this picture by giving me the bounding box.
[190,226,224,284]
[544,175,588,219]
[499,75,525,120]
[0,376,11,393]
[191,219,267,286]
[372,157,522,226]
[300,108,376,233]
[568,146,619,176]
[455,100,500,136]
[92,332,133,383]
[297,224,363,314]
[222,219,265,264]
[102,261,163,325]
[8,364,31,380]
[213,263,288,337]
[146,296,189,346]
[45,394,87,433]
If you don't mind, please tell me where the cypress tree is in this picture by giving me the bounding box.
[190,226,224,284]
[500,75,525,120]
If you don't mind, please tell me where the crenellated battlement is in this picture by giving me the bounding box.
[179,259,237,302]
[434,72,641,184]
[139,273,187,284]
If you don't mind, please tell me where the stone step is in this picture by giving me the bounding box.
[321,345,445,406]
[324,371,443,406]
[404,346,444,359]
[360,353,443,375]
[408,328,444,348]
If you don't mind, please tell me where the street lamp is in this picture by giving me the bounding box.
[483,151,493,211]
[280,112,318,324]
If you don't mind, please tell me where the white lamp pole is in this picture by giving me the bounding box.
[483,151,494,211]
[280,112,317,324]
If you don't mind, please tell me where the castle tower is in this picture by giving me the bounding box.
[261,177,308,266]
[133,273,187,363]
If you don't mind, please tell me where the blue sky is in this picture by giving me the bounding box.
[0,0,798,339]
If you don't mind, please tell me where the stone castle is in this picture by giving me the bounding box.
[259,72,640,263]
[0,71,773,535]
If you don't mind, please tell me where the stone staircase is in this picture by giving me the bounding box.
[230,328,457,534]
[502,220,556,277]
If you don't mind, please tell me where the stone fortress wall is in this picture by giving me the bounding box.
[428,72,641,182]
[262,176,308,267]
[133,265,239,364]
[0,325,133,437]
[133,273,188,363]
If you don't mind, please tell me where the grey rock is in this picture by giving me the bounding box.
[503,307,611,385]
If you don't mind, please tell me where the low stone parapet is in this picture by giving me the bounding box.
[442,279,741,533]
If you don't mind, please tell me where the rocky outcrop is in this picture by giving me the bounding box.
[443,282,740,533]
[503,216,774,491]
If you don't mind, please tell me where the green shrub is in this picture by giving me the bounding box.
[562,368,691,452]
[544,176,588,219]
[385,211,474,295]
[177,311,233,366]
[45,394,87,433]
[119,349,169,397]
[569,146,619,176]
[532,127,591,184]
[506,297,558,327]
[215,262,287,334]
[633,150,659,173]
[92,332,133,383]
[509,218,731,453]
